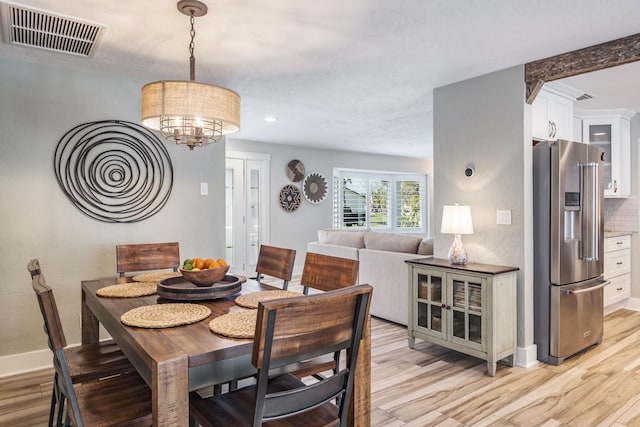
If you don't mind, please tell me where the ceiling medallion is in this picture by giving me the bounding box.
[302,172,328,204]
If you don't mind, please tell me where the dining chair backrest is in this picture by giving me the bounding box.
[300,252,359,294]
[116,241,180,277]
[255,245,296,289]
[28,258,84,424]
[28,259,67,351]
[252,284,372,426]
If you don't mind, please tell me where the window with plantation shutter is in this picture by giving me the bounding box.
[333,169,428,233]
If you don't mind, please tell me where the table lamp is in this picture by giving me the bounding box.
[441,204,474,264]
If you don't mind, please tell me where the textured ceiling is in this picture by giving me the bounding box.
[1,0,640,157]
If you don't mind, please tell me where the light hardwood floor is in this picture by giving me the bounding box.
[3,308,640,426]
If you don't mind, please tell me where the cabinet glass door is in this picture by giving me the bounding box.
[450,274,483,349]
[585,123,612,192]
[416,271,444,339]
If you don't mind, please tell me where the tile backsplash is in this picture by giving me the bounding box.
[604,196,639,232]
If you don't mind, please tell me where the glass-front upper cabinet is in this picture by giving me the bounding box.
[582,111,632,198]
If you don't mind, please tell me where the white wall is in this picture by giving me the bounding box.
[226,138,434,266]
[433,65,535,363]
[0,57,434,362]
[0,58,226,357]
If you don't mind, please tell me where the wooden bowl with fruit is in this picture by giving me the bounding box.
[180,257,230,287]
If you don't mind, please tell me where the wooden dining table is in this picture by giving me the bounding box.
[81,276,371,426]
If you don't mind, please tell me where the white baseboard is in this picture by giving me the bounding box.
[0,348,52,378]
[516,344,539,368]
[622,297,640,312]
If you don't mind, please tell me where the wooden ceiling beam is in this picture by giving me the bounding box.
[525,32,640,104]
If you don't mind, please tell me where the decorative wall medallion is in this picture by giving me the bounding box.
[279,184,302,212]
[286,159,305,182]
[53,120,173,223]
[302,172,328,204]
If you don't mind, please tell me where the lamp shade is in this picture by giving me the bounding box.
[441,205,474,235]
[140,80,240,147]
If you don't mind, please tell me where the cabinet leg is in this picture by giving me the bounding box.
[408,336,415,349]
[487,361,497,377]
[507,354,516,367]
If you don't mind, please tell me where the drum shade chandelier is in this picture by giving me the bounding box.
[141,0,240,150]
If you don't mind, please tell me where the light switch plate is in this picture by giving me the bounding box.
[200,182,208,196]
[496,209,511,225]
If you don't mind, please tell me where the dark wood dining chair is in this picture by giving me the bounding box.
[116,241,180,279]
[300,251,359,294]
[289,252,361,380]
[254,244,296,289]
[28,259,152,426]
[189,284,372,427]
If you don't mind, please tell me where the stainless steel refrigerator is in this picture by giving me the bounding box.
[533,139,607,365]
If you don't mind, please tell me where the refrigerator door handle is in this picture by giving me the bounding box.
[579,162,599,261]
[560,281,609,296]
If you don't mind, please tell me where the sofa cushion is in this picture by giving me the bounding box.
[307,242,360,261]
[318,230,365,248]
[364,232,422,254]
[417,238,434,255]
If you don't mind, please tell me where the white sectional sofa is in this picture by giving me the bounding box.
[307,229,433,325]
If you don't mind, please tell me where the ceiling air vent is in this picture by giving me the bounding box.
[0,1,106,57]
[576,93,595,101]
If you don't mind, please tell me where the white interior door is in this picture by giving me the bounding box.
[225,152,270,275]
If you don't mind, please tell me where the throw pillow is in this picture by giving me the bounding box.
[417,238,434,255]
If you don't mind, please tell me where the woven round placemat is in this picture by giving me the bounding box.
[121,303,211,328]
[132,271,182,283]
[234,290,302,309]
[209,310,257,338]
[97,282,157,298]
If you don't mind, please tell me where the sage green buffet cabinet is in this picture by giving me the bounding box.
[406,258,519,376]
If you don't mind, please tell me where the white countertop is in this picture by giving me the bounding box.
[604,231,634,237]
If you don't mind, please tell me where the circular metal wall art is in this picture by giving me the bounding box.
[286,159,305,182]
[53,120,174,223]
[279,184,302,212]
[302,172,328,204]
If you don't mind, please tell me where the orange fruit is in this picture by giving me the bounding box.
[193,258,205,269]
[217,258,228,267]
[204,258,215,269]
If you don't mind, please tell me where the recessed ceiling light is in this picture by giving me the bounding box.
[264,116,278,123]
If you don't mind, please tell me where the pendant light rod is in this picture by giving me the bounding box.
[179,0,207,81]
[189,12,196,81]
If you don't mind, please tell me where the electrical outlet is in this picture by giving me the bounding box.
[200,182,208,196]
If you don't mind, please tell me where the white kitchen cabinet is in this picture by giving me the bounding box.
[604,234,631,309]
[582,110,633,198]
[406,258,518,376]
[532,88,574,141]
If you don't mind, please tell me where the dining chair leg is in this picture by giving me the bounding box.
[56,393,66,427]
[48,381,57,427]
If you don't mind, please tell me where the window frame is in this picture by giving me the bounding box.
[333,168,428,234]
